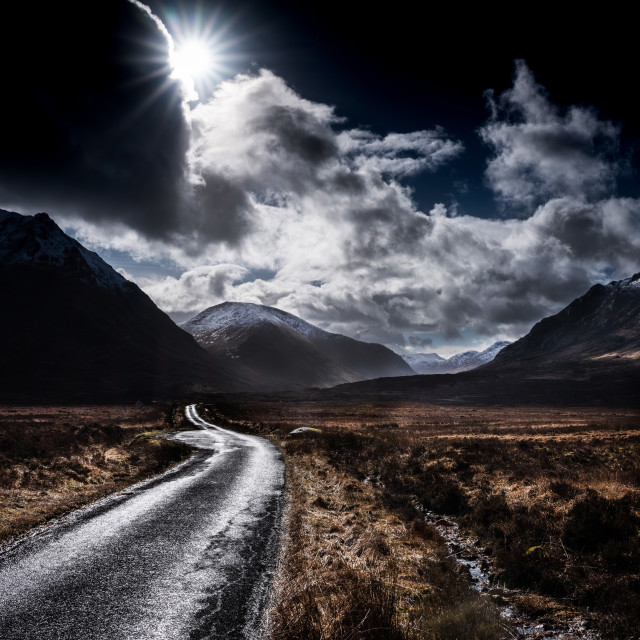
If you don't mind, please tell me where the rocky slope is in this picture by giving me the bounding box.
[0,210,232,401]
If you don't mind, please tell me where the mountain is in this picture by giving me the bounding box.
[181,302,415,391]
[402,353,445,372]
[403,341,511,374]
[316,274,640,407]
[0,210,231,401]
[490,274,640,374]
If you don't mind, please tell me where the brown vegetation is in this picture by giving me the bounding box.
[205,400,640,639]
[0,403,192,545]
[266,430,504,640]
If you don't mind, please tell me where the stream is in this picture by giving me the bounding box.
[420,506,601,639]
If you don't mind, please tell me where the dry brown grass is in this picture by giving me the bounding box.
[203,404,509,640]
[206,400,640,640]
[0,402,192,544]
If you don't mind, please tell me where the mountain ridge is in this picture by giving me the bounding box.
[308,273,640,406]
[182,301,415,391]
[0,210,233,401]
[403,341,511,374]
[0,210,130,291]
[490,272,640,372]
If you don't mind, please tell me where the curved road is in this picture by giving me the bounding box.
[0,405,285,640]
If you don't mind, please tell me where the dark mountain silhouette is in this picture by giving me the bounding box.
[310,274,640,407]
[0,210,233,401]
[182,302,415,391]
[490,274,640,374]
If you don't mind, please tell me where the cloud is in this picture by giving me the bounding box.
[67,61,638,352]
[182,70,464,249]
[480,60,621,211]
[140,264,250,313]
[137,193,640,350]
[337,128,464,177]
[408,336,434,349]
[4,11,635,357]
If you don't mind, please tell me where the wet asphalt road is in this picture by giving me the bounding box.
[0,404,285,639]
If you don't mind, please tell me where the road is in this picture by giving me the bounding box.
[0,404,285,639]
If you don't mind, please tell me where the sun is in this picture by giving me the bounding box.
[163,8,237,104]
[172,38,213,83]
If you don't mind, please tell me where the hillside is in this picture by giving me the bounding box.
[0,210,233,401]
[182,302,415,391]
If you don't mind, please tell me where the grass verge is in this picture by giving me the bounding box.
[0,402,192,545]
[203,404,509,640]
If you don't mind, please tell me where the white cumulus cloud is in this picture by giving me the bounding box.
[480,60,621,211]
[65,65,640,353]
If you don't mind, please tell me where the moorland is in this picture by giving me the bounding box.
[203,398,640,640]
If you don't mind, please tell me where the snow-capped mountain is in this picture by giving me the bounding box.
[402,353,445,372]
[0,210,230,400]
[183,301,329,345]
[403,341,511,374]
[182,302,415,391]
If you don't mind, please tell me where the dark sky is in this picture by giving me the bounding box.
[1,1,638,354]
[147,0,640,214]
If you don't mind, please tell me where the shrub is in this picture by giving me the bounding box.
[425,597,503,640]
[563,490,639,552]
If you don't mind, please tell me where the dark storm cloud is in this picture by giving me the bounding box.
[252,105,338,166]
[0,0,189,239]
[345,194,432,261]
[190,172,254,245]
[408,336,434,349]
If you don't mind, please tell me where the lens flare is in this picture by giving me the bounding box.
[172,39,213,82]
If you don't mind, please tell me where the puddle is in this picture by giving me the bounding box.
[419,505,601,639]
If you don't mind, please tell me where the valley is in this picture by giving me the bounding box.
[0,209,638,638]
[1,4,639,637]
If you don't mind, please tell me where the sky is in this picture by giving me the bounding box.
[1,0,638,356]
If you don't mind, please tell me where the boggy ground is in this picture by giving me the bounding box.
[204,400,640,640]
[0,403,192,545]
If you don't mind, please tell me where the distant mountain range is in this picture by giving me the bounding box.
[182,302,414,392]
[0,210,231,400]
[1,209,637,405]
[0,210,413,399]
[317,274,640,406]
[403,341,511,374]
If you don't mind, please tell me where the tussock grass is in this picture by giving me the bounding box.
[0,403,192,544]
[208,405,508,640]
[423,598,501,640]
[209,401,640,639]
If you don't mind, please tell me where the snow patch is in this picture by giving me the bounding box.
[404,341,512,374]
[181,302,331,341]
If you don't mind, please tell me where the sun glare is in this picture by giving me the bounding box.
[172,39,213,82]
[160,6,239,103]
